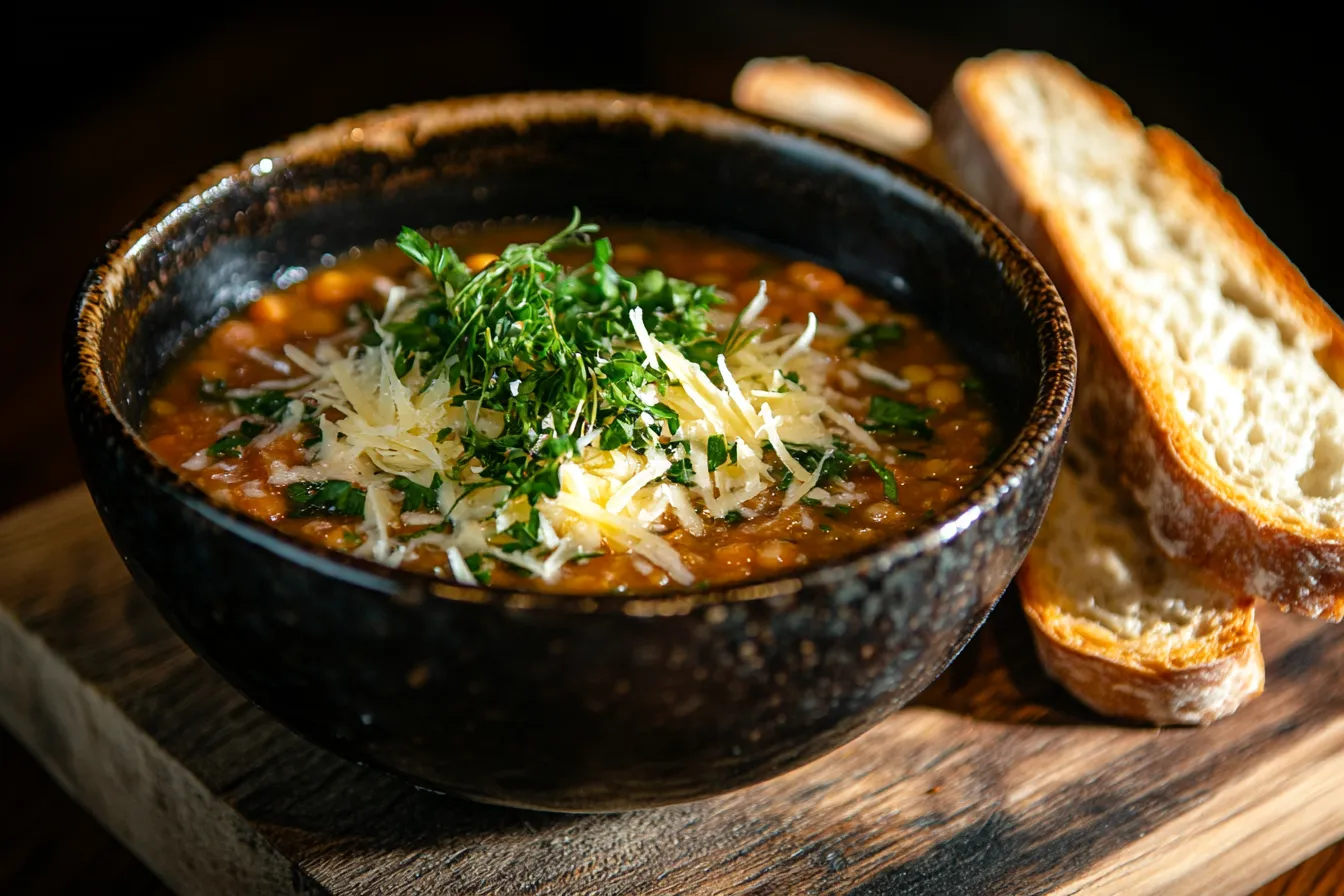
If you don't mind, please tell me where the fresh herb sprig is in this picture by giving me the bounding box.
[390,211,728,505]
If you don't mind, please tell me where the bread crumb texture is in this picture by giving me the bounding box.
[983,62,1344,530]
[1038,445,1236,645]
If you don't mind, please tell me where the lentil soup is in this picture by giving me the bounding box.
[143,217,998,593]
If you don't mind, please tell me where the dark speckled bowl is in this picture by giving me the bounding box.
[64,92,1073,812]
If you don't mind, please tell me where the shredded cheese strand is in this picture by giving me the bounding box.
[282,269,899,585]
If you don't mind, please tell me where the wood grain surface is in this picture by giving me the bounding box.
[3,486,1343,895]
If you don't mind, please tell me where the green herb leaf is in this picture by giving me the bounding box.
[707,434,728,472]
[722,510,744,524]
[499,508,542,553]
[858,457,900,502]
[646,402,681,435]
[599,416,635,451]
[396,226,471,287]
[392,473,442,513]
[847,322,905,353]
[287,480,367,517]
[864,396,935,439]
[232,390,290,420]
[465,552,492,585]
[206,421,266,458]
[720,304,764,358]
[593,236,614,269]
[540,435,578,459]
[665,458,695,485]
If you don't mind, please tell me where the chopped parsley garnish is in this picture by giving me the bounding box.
[707,435,729,472]
[865,463,900,503]
[217,213,955,587]
[599,415,638,451]
[498,508,543,553]
[465,552,492,585]
[287,480,367,518]
[198,379,292,422]
[963,376,984,392]
[773,439,899,503]
[391,210,731,505]
[232,390,290,420]
[392,474,442,513]
[865,396,935,439]
[847,323,905,353]
[665,457,695,485]
[207,421,266,458]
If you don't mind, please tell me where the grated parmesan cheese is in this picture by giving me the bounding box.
[276,277,889,584]
[855,361,911,392]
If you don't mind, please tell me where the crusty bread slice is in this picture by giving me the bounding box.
[935,51,1344,619]
[1019,440,1264,725]
[732,57,933,162]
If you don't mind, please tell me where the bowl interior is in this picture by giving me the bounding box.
[101,98,1042,485]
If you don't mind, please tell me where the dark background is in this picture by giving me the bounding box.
[2,5,1338,892]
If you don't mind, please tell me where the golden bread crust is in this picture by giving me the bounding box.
[732,56,931,159]
[934,51,1344,619]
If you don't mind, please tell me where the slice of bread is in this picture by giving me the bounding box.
[1019,440,1264,725]
[934,51,1344,619]
[732,57,932,162]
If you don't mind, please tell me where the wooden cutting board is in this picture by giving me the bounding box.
[3,486,1344,896]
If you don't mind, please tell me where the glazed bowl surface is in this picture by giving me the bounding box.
[64,91,1074,811]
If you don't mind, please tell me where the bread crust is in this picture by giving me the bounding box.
[934,51,1344,620]
[732,57,931,160]
[1019,550,1264,725]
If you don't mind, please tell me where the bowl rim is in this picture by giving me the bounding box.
[66,89,1075,615]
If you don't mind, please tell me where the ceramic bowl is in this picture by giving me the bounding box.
[64,92,1074,811]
